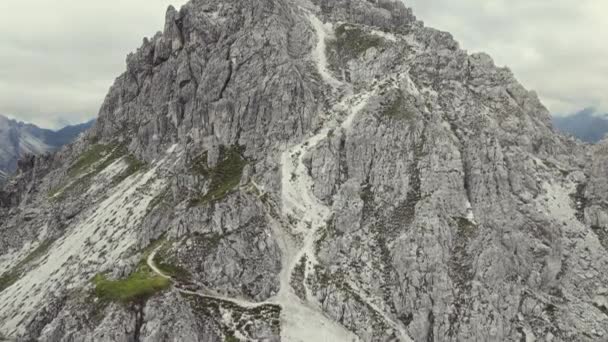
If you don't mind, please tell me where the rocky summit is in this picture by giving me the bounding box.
[1,0,607,341]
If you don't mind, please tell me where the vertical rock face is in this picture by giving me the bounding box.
[0,0,607,341]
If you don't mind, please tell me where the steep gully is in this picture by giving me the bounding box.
[147,12,413,342]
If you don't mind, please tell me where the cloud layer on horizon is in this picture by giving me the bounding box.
[407,0,608,116]
[0,0,188,129]
[0,0,605,128]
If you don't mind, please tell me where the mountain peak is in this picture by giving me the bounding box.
[0,1,606,341]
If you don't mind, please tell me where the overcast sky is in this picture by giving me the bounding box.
[0,0,606,129]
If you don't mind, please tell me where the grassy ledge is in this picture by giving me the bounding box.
[50,142,146,200]
[189,145,247,206]
[93,266,170,304]
[112,154,146,186]
[68,143,120,178]
[328,24,385,60]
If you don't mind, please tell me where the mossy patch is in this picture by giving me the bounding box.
[382,92,405,118]
[183,292,282,337]
[456,217,477,239]
[224,334,239,342]
[147,186,171,213]
[192,232,224,250]
[0,272,19,293]
[290,255,307,301]
[111,154,146,186]
[190,146,247,206]
[381,92,411,120]
[328,24,384,60]
[50,143,146,201]
[68,143,119,178]
[93,266,170,304]
[92,238,172,303]
[21,239,54,265]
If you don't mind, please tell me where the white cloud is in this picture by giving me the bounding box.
[0,0,188,128]
[407,0,608,115]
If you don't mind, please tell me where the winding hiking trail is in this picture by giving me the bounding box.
[274,12,412,342]
[147,247,274,310]
[147,12,413,342]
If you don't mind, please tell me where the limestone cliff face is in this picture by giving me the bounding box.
[0,0,607,341]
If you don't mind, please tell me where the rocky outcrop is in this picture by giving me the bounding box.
[0,0,607,341]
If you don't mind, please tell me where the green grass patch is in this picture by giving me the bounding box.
[456,217,477,240]
[382,92,405,118]
[290,255,307,301]
[50,143,146,201]
[379,90,416,121]
[147,186,171,213]
[154,260,191,282]
[190,151,210,177]
[20,239,54,265]
[48,186,64,199]
[68,143,119,178]
[93,237,173,303]
[328,24,384,60]
[190,146,247,206]
[0,271,19,293]
[93,266,170,303]
[225,334,239,342]
[111,154,147,186]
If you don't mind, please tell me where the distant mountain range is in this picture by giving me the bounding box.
[0,115,94,177]
[553,108,608,143]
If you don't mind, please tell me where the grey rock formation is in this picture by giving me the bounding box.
[0,0,607,341]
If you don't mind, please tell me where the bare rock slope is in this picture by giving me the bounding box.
[1,0,607,341]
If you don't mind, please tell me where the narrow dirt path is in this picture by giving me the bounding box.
[147,246,273,309]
